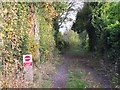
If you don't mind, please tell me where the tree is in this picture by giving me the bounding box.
[72,2,97,51]
[92,2,120,85]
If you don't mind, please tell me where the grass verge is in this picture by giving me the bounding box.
[66,69,89,88]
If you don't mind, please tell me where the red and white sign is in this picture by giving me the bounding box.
[23,55,32,66]
[23,54,33,82]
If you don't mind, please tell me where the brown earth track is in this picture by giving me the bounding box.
[52,51,113,88]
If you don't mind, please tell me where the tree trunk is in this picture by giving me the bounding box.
[86,24,97,51]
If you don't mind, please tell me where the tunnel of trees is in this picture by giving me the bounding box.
[0,1,120,88]
[55,2,120,86]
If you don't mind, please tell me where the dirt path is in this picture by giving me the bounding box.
[52,52,113,88]
[77,58,112,88]
[52,56,68,88]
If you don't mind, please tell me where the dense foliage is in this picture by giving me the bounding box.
[92,2,120,62]
[0,2,57,63]
[52,2,69,52]
[72,2,120,86]
[92,2,120,85]
[0,2,58,88]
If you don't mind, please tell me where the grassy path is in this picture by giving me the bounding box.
[52,52,112,88]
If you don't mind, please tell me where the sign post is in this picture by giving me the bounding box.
[23,55,33,82]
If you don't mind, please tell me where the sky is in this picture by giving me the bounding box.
[58,1,84,35]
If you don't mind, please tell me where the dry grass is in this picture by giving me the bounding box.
[0,58,59,88]
[33,60,56,88]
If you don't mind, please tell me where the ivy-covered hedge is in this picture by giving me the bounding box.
[0,2,57,88]
[0,2,57,63]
